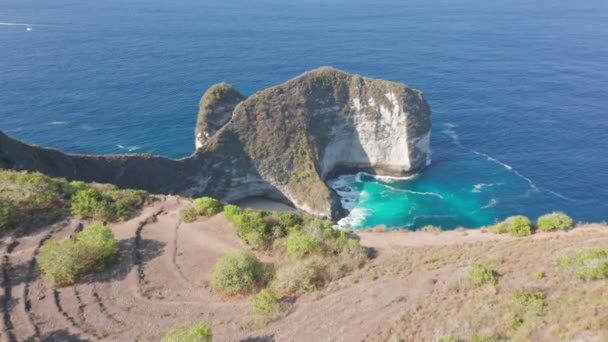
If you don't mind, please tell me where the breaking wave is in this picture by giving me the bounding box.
[117,144,141,152]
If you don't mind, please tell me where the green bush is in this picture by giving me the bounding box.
[38,224,117,286]
[271,257,328,294]
[69,182,146,222]
[180,207,199,223]
[211,250,265,295]
[420,225,442,234]
[558,248,608,281]
[537,212,574,232]
[534,270,545,279]
[249,289,283,324]
[490,216,532,237]
[508,216,532,237]
[162,322,212,342]
[286,232,320,258]
[513,289,546,316]
[70,188,103,218]
[223,204,241,222]
[469,263,498,286]
[0,199,17,232]
[193,197,223,217]
[234,210,273,250]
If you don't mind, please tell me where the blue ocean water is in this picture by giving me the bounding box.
[1,0,607,228]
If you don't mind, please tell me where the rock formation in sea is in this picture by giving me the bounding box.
[0,67,432,219]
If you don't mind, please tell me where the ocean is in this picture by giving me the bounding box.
[1,0,607,229]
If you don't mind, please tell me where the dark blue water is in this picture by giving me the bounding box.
[2,0,607,227]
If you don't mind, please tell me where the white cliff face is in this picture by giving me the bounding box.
[320,90,430,178]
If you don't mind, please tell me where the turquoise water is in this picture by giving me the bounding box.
[1,0,608,228]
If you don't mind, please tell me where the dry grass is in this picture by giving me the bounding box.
[363,228,608,341]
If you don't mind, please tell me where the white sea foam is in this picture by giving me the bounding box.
[117,144,141,152]
[0,22,61,27]
[336,207,369,229]
[544,189,573,201]
[471,183,502,193]
[441,125,463,147]
[379,183,443,199]
[471,150,539,191]
[357,171,419,183]
[49,121,68,125]
[481,198,499,209]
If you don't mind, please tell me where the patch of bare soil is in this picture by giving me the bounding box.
[1,197,606,341]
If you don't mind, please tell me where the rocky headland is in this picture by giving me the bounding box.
[0,67,431,219]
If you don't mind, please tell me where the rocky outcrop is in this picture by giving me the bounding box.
[0,67,431,219]
[195,83,245,149]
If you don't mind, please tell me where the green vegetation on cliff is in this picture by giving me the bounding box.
[0,171,148,234]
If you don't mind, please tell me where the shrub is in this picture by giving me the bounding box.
[286,232,320,258]
[38,224,117,286]
[193,197,223,217]
[469,263,498,286]
[234,210,272,250]
[211,251,265,295]
[66,180,89,196]
[0,171,65,209]
[489,216,532,237]
[558,248,608,281]
[420,225,442,234]
[534,270,545,279]
[70,188,103,218]
[162,322,212,342]
[0,199,17,232]
[69,182,146,222]
[74,224,118,269]
[507,216,532,237]
[537,212,574,232]
[180,207,198,223]
[271,257,328,295]
[513,289,546,315]
[249,289,284,324]
[223,204,241,222]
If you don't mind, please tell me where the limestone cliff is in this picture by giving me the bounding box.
[0,67,431,219]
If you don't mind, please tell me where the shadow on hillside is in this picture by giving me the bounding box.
[87,237,166,284]
[241,335,275,342]
[38,329,89,342]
